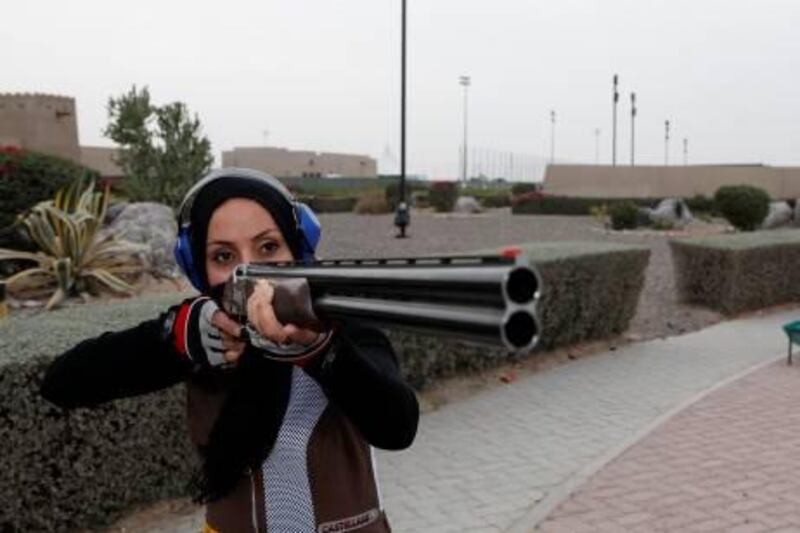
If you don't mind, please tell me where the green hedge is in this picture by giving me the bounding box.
[299,195,359,213]
[429,182,459,212]
[393,242,650,388]
[714,185,770,231]
[477,193,511,208]
[0,294,195,532]
[512,196,659,216]
[0,147,100,228]
[670,229,800,314]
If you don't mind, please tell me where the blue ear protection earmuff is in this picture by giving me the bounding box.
[173,168,322,291]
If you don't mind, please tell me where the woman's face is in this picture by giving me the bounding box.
[205,198,294,287]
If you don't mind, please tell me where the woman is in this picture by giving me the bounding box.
[40,168,419,533]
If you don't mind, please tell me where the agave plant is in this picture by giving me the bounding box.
[0,176,147,309]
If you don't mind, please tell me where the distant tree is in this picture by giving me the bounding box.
[104,86,213,207]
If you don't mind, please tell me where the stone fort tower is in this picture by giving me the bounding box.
[0,93,80,161]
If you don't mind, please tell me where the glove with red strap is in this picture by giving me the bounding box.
[163,297,244,369]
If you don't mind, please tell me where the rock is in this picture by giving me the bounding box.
[647,198,693,228]
[454,196,484,214]
[760,201,794,229]
[105,202,129,225]
[100,202,178,278]
[791,200,800,227]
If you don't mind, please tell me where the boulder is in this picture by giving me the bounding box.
[454,196,484,214]
[793,200,800,228]
[100,202,178,277]
[646,198,693,228]
[760,201,794,229]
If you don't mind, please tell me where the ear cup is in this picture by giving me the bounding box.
[173,227,205,291]
[296,202,321,261]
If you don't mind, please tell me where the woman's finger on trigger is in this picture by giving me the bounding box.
[212,310,243,339]
[255,298,287,343]
[255,279,274,302]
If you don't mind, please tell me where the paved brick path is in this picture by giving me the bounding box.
[539,360,800,533]
[376,309,797,532]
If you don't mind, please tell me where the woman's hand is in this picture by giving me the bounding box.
[211,311,247,364]
[246,280,321,346]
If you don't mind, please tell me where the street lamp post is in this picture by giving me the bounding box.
[550,109,556,165]
[683,137,689,166]
[630,92,636,166]
[594,128,600,164]
[459,75,471,184]
[394,0,409,238]
[612,74,619,166]
[664,120,671,166]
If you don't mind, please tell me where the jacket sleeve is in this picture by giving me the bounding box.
[40,308,194,409]
[305,323,419,450]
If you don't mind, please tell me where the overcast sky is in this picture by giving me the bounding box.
[4,0,799,179]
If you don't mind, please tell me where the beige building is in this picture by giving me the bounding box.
[0,92,123,180]
[0,93,81,161]
[544,164,800,199]
[222,146,377,178]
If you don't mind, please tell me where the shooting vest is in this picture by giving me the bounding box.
[187,366,391,533]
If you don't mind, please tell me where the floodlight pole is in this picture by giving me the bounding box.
[683,137,688,165]
[612,74,619,166]
[630,92,637,166]
[550,109,556,165]
[459,75,471,184]
[664,120,671,166]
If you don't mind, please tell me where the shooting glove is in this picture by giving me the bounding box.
[164,297,234,369]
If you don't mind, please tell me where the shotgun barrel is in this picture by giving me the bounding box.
[221,253,541,354]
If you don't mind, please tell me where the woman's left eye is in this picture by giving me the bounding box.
[259,241,279,254]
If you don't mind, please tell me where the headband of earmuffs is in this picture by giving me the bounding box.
[173,168,321,291]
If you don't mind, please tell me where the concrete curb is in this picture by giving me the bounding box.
[505,352,785,533]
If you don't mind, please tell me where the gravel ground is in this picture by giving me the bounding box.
[316,208,726,342]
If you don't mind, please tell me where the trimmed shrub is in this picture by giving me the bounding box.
[0,293,196,532]
[392,242,650,388]
[671,229,800,315]
[0,147,99,228]
[306,196,358,213]
[510,182,540,195]
[714,185,770,231]
[385,181,426,210]
[428,181,459,212]
[685,194,716,215]
[478,193,511,208]
[512,195,659,216]
[609,201,640,230]
[354,191,392,214]
[459,187,512,209]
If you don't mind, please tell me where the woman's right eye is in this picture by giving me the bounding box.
[212,250,235,264]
